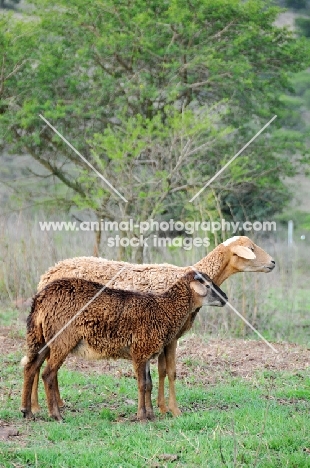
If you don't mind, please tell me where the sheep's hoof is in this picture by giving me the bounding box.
[21,408,34,420]
[158,405,169,414]
[136,409,147,421]
[48,411,63,422]
[51,414,63,422]
[31,404,41,414]
[170,406,182,417]
[146,408,155,420]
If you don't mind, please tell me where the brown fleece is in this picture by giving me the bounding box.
[32,236,273,416]
[21,272,225,420]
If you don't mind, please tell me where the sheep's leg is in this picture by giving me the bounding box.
[145,361,154,420]
[133,360,147,421]
[42,353,66,421]
[157,350,169,414]
[21,349,49,419]
[31,361,64,412]
[31,369,41,413]
[55,373,65,407]
[31,358,65,413]
[166,339,181,417]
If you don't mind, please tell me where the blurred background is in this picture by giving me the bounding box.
[0,0,309,345]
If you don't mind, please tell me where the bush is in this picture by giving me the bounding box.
[285,0,307,9]
[295,17,310,37]
[0,0,20,8]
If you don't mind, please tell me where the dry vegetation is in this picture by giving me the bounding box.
[0,212,309,344]
[1,326,309,394]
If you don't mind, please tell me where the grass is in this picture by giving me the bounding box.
[0,348,310,467]
[0,307,21,328]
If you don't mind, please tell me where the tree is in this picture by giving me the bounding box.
[1,0,309,259]
[0,0,20,9]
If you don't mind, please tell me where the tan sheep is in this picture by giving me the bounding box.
[21,271,227,421]
[33,235,275,417]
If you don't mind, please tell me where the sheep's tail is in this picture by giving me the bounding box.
[21,294,46,365]
[20,355,29,367]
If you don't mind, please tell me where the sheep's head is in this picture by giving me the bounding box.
[189,271,227,308]
[223,236,275,274]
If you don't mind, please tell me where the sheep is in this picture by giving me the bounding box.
[33,235,275,417]
[21,271,227,421]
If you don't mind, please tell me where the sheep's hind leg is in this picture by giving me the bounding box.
[133,360,148,421]
[145,361,154,420]
[42,352,66,421]
[31,369,41,413]
[21,348,49,419]
[166,339,182,417]
[55,373,65,407]
[157,350,169,414]
[31,362,64,412]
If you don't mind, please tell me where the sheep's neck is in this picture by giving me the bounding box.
[157,284,193,325]
[193,245,232,286]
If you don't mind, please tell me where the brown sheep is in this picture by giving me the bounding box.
[32,235,275,417]
[21,271,227,421]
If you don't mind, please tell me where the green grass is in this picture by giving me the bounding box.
[0,350,310,468]
[260,287,310,345]
[0,308,21,328]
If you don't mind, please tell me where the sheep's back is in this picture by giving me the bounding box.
[38,257,190,293]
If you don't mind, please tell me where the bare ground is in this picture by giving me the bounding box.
[1,326,309,385]
[0,326,309,437]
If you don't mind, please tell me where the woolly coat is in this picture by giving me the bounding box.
[37,236,273,338]
[38,243,231,292]
[27,272,222,366]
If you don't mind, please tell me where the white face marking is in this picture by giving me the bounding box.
[222,236,241,246]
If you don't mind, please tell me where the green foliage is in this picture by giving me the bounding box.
[1,0,310,241]
[296,16,310,36]
[276,209,310,230]
[285,0,307,9]
[0,0,20,8]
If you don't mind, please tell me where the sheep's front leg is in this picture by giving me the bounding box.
[157,350,169,414]
[133,360,147,421]
[166,339,181,417]
[145,361,154,419]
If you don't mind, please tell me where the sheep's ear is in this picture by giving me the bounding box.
[231,245,256,259]
[190,281,207,296]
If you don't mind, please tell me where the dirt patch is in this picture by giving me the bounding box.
[176,335,310,382]
[0,423,19,440]
[1,327,309,384]
[64,335,310,384]
[0,326,25,356]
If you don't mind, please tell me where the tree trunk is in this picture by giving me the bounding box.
[117,230,126,261]
[93,229,102,257]
[133,243,144,264]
